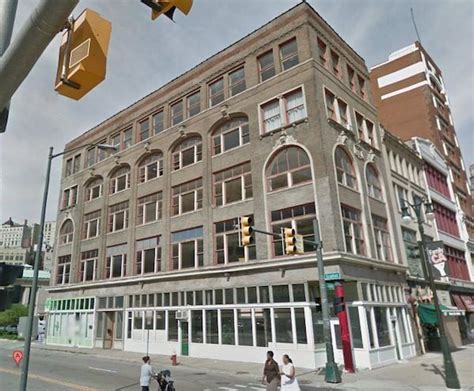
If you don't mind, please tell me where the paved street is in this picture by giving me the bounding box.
[1,340,474,390]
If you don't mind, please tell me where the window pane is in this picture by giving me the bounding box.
[205,310,218,344]
[191,310,203,343]
[225,177,242,204]
[295,308,307,344]
[274,308,293,343]
[259,286,270,303]
[293,284,305,302]
[181,241,195,269]
[273,285,290,303]
[181,192,195,213]
[348,307,363,348]
[168,311,178,341]
[237,309,253,346]
[134,311,143,330]
[374,307,391,347]
[225,288,234,304]
[221,309,235,345]
[247,287,257,303]
[181,148,195,167]
[311,308,324,347]
[255,308,272,347]
[155,310,165,330]
[223,128,240,151]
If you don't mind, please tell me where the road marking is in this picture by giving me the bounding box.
[0,366,102,390]
[88,366,118,373]
[234,386,247,389]
[218,388,238,391]
[250,387,266,391]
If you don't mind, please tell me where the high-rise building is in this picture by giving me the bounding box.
[0,218,31,264]
[47,3,416,369]
[369,42,473,244]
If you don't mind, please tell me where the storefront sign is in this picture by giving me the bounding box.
[425,241,448,278]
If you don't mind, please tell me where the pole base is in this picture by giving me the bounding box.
[324,362,342,383]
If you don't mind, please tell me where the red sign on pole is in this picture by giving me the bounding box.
[12,350,23,366]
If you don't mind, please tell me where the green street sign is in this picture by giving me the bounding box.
[324,272,341,281]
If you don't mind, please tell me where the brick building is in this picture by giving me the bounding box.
[46,3,416,369]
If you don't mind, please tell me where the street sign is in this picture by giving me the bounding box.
[324,272,341,281]
[12,350,23,366]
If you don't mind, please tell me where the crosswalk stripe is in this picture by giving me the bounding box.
[234,386,247,389]
[218,388,238,391]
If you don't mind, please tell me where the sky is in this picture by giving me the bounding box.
[0,0,473,225]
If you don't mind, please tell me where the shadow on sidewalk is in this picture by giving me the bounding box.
[421,363,445,382]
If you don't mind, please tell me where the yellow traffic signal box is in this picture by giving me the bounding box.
[149,0,193,20]
[284,228,296,255]
[55,9,112,100]
[240,216,254,246]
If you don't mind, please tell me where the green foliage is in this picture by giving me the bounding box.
[0,304,28,326]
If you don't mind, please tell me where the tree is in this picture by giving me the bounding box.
[0,304,28,326]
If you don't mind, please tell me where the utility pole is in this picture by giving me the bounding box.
[0,0,18,133]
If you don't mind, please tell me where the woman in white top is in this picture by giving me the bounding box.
[280,354,301,391]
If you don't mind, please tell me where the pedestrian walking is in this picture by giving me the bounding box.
[261,350,280,391]
[140,355,156,391]
[280,354,301,391]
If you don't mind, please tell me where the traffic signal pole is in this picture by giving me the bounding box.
[0,0,79,116]
[244,218,341,383]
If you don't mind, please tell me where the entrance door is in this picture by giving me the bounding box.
[330,319,344,364]
[181,321,189,356]
[103,312,115,349]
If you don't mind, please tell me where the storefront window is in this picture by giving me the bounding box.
[96,312,104,338]
[225,289,234,304]
[156,311,165,330]
[221,309,235,345]
[311,308,324,347]
[295,308,307,344]
[206,310,218,344]
[192,310,203,343]
[293,284,306,301]
[397,308,408,343]
[237,309,253,346]
[259,286,270,303]
[145,311,153,330]
[366,308,375,348]
[273,285,290,303]
[274,308,293,343]
[255,309,272,347]
[134,311,143,330]
[215,289,223,305]
[168,311,178,341]
[374,307,391,347]
[348,307,363,348]
[115,312,123,340]
[248,287,257,303]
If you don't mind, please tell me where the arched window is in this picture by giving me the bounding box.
[59,220,74,245]
[172,136,202,170]
[366,164,383,200]
[212,116,249,155]
[138,152,163,183]
[335,147,357,189]
[85,177,103,201]
[267,146,312,192]
[109,166,130,194]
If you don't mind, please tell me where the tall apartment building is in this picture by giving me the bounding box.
[0,218,31,264]
[46,3,416,369]
[369,42,474,263]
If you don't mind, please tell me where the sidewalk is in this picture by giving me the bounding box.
[26,342,474,390]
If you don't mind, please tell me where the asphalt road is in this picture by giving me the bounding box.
[0,341,326,391]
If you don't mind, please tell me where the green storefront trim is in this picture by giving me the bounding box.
[418,303,464,326]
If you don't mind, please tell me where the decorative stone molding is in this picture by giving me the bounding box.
[178,125,186,137]
[220,105,230,119]
[114,155,120,165]
[88,168,95,176]
[273,133,297,149]
[353,142,365,160]
[144,141,151,152]
[336,133,348,145]
[367,150,376,163]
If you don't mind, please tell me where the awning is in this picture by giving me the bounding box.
[451,294,466,311]
[460,295,474,312]
[418,303,464,325]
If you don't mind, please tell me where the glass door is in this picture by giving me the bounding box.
[181,321,189,356]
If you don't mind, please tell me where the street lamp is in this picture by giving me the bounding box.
[401,198,460,390]
[19,143,116,391]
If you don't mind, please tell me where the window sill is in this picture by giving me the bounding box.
[368,195,385,203]
[172,160,202,173]
[138,175,163,186]
[107,229,128,235]
[217,198,253,209]
[109,188,130,197]
[86,197,102,203]
[337,182,360,194]
[212,143,248,158]
[171,209,202,219]
[81,236,100,242]
[259,117,308,139]
[136,220,161,228]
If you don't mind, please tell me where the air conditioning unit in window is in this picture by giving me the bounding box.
[176,310,189,321]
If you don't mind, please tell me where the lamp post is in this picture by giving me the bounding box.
[401,199,461,390]
[20,143,116,391]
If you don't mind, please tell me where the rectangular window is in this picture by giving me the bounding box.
[229,67,246,96]
[136,236,161,275]
[295,308,307,344]
[171,100,184,126]
[106,244,127,279]
[341,205,365,255]
[215,216,256,264]
[123,128,133,149]
[86,181,102,201]
[191,310,203,343]
[374,307,391,347]
[168,311,178,341]
[347,65,356,91]
[152,111,164,135]
[137,192,162,225]
[258,50,275,82]
[261,87,306,133]
[425,163,450,197]
[172,178,203,215]
[330,50,340,78]
[237,309,253,346]
[338,99,349,128]
[348,307,363,348]
[433,202,459,237]
[108,201,129,233]
[274,308,293,343]
[138,118,150,142]
[62,186,78,209]
[111,133,121,151]
[255,308,272,347]
[445,246,469,280]
[65,158,73,177]
[56,255,71,285]
[317,38,327,67]
[372,215,393,262]
[355,112,365,141]
[83,210,101,239]
[402,228,424,278]
[187,91,200,118]
[280,38,299,70]
[208,78,224,107]
[171,227,204,270]
[325,89,336,121]
[221,309,235,345]
[86,148,96,167]
[271,203,316,256]
[205,310,218,344]
[212,118,249,155]
[357,75,366,100]
[80,249,98,282]
[109,168,130,194]
[213,162,252,206]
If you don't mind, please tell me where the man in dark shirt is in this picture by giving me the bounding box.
[262,350,280,391]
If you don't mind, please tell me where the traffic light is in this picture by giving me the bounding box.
[54,9,112,100]
[141,0,193,21]
[240,216,253,246]
[283,228,296,255]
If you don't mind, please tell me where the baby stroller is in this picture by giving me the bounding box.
[156,369,175,391]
